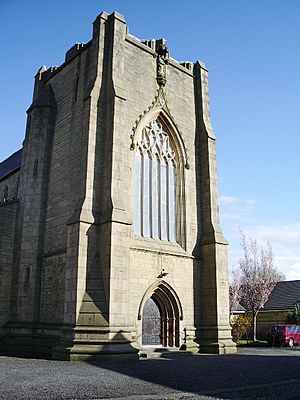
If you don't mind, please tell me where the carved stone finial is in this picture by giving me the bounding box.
[156,39,169,87]
[35,65,47,81]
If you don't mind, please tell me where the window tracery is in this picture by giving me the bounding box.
[134,119,178,242]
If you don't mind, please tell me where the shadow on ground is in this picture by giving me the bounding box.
[86,350,300,399]
[1,349,300,399]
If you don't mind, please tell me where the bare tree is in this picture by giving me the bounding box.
[229,267,241,315]
[239,231,281,341]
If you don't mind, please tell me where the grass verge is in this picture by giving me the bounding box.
[236,340,268,347]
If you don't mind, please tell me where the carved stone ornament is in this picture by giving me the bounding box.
[130,87,190,169]
[156,40,169,87]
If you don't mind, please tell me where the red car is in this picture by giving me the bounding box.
[266,324,300,347]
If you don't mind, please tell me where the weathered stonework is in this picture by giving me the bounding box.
[0,11,236,359]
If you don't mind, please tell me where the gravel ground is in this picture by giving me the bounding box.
[0,347,299,400]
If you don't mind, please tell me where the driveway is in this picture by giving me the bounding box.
[0,347,299,400]
[237,345,300,356]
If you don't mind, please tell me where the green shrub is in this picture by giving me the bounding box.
[285,303,300,324]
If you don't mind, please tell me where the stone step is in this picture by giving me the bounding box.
[139,347,195,359]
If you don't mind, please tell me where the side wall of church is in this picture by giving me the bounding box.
[0,200,18,336]
[13,33,105,325]
[7,43,91,326]
[42,60,85,258]
[39,52,87,324]
[0,170,19,335]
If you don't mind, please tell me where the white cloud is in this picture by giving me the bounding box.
[219,195,256,223]
[226,222,300,281]
[245,199,257,206]
[219,196,256,206]
[220,194,300,281]
[221,213,244,222]
[242,223,300,281]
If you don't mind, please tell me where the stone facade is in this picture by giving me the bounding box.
[0,11,236,360]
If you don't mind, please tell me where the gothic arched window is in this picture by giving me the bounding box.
[134,119,178,242]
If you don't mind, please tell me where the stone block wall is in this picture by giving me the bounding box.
[256,310,289,339]
[0,170,20,203]
[0,200,18,336]
[40,253,66,324]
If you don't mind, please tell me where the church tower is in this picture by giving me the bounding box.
[0,12,236,359]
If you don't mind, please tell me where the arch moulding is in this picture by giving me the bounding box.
[130,88,190,169]
[137,279,183,321]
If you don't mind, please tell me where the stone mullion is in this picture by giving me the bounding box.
[170,160,176,243]
[141,153,145,236]
[149,156,154,238]
[134,151,141,235]
[166,160,171,241]
[158,159,162,240]
[138,151,143,235]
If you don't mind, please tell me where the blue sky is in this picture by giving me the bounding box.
[1,0,300,280]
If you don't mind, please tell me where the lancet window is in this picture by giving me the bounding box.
[134,119,177,242]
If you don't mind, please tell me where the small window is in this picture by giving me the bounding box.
[33,159,38,176]
[74,75,79,101]
[3,185,8,202]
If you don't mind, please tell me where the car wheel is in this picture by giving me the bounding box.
[288,338,294,348]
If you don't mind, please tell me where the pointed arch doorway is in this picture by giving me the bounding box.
[140,282,182,348]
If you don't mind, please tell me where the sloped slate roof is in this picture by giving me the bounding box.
[0,149,22,181]
[263,280,300,311]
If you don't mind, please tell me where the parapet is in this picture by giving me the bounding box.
[32,11,208,86]
[65,43,86,63]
